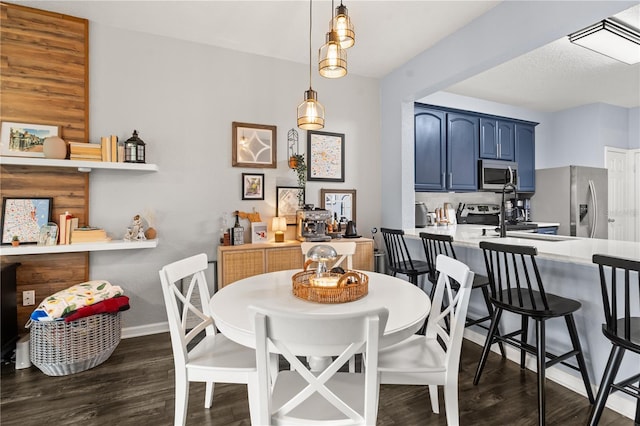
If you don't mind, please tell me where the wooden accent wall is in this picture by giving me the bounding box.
[0,2,90,330]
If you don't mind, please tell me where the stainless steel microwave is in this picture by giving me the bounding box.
[479,160,518,191]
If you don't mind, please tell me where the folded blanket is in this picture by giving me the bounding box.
[63,295,130,322]
[30,280,124,322]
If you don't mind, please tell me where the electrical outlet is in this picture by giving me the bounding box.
[23,290,35,306]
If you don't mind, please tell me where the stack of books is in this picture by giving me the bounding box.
[58,212,78,245]
[69,142,102,161]
[70,226,110,244]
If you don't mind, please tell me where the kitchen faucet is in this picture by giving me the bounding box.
[499,182,518,238]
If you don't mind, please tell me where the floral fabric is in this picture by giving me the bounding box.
[30,280,124,321]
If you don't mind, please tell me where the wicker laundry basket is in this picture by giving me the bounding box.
[30,312,121,376]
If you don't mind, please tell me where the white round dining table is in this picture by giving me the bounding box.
[209,269,431,351]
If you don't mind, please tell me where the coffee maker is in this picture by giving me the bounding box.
[510,198,531,222]
[296,208,332,242]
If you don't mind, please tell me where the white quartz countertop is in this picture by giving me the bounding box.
[404,224,640,265]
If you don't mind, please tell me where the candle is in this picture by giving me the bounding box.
[310,275,340,288]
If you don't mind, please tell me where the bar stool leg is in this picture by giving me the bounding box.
[536,319,546,426]
[588,345,625,426]
[521,315,529,369]
[565,314,594,403]
[474,308,503,385]
[480,286,506,358]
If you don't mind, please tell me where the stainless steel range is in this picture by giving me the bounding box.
[456,203,538,231]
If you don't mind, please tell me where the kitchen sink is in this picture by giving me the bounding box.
[506,232,572,242]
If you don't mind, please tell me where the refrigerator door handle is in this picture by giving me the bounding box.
[588,179,597,238]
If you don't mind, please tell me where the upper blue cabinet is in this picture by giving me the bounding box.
[479,119,514,161]
[415,103,537,192]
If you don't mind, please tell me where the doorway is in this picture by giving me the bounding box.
[605,147,639,242]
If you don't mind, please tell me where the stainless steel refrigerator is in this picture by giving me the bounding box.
[530,166,608,238]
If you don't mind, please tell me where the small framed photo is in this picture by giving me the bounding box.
[242,173,265,200]
[1,121,60,158]
[232,122,277,168]
[276,186,304,225]
[38,222,59,246]
[1,197,53,244]
[307,130,345,182]
[251,222,268,243]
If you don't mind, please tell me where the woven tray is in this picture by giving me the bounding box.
[292,270,368,303]
[30,312,122,376]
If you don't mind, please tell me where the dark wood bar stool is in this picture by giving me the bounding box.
[380,228,430,286]
[588,254,640,426]
[419,232,505,356]
[473,241,594,426]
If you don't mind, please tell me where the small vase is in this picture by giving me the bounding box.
[289,157,298,169]
[43,136,68,159]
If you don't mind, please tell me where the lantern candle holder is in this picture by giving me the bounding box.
[124,130,146,163]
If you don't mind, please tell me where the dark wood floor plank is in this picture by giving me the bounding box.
[0,333,631,425]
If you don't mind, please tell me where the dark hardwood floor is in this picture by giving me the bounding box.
[1,333,630,425]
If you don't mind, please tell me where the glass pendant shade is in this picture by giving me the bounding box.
[332,3,355,49]
[319,30,347,78]
[297,89,325,130]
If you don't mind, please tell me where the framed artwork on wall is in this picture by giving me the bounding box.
[242,173,265,200]
[0,121,60,158]
[276,186,303,225]
[307,130,345,182]
[320,188,356,224]
[232,122,277,168]
[1,197,53,244]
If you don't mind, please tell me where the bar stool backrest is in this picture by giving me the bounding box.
[593,254,640,348]
[479,241,549,311]
[381,228,416,272]
[420,232,456,283]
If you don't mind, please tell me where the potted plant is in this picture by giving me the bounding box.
[11,235,20,247]
[291,154,306,206]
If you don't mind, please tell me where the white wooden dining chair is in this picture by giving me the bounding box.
[159,253,257,426]
[250,305,388,425]
[377,254,474,426]
[301,241,356,270]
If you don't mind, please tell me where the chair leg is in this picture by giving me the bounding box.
[565,314,594,403]
[588,345,625,426]
[429,385,439,414]
[474,308,503,385]
[443,381,460,426]
[174,373,189,426]
[204,381,214,408]
[536,319,546,426]
[480,286,506,358]
[521,315,529,370]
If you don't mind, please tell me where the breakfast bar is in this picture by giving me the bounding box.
[401,224,640,417]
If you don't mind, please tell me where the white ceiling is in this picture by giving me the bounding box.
[15,1,640,113]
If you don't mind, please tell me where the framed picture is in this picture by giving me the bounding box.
[276,186,303,225]
[242,173,265,200]
[38,222,59,246]
[320,188,356,224]
[250,222,268,243]
[232,122,277,168]
[1,197,53,244]
[0,121,60,158]
[307,130,345,182]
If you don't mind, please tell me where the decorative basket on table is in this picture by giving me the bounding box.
[30,312,122,376]
[292,270,368,303]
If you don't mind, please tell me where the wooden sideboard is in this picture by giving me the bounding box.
[217,238,375,288]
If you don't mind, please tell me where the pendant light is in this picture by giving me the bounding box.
[298,0,325,130]
[319,0,347,78]
[332,0,355,49]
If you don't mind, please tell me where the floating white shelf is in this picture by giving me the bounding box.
[0,156,158,172]
[0,239,159,256]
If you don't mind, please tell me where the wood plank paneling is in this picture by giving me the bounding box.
[0,2,89,333]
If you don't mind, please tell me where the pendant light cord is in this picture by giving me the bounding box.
[309,0,312,90]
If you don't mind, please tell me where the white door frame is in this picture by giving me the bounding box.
[604,147,638,242]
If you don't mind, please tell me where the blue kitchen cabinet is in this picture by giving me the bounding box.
[479,119,514,161]
[515,124,535,192]
[414,107,446,191]
[447,113,479,191]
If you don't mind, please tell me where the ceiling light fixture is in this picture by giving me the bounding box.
[297,0,325,130]
[569,18,640,65]
[332,0,355,49]
[319,0,347,78]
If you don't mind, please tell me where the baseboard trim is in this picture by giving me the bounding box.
[463,328,636,420]
[122,322,168,339]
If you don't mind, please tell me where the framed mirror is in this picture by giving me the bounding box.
[320,189,356,223]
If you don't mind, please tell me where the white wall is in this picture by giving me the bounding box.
[380,1,636,229]
[86,24,381,329]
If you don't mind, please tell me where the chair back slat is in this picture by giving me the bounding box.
[593,254,640,343]
[381,228,415,272]
[480,241,548,311]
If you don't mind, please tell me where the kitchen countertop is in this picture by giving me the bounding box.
[405,224,640,265]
